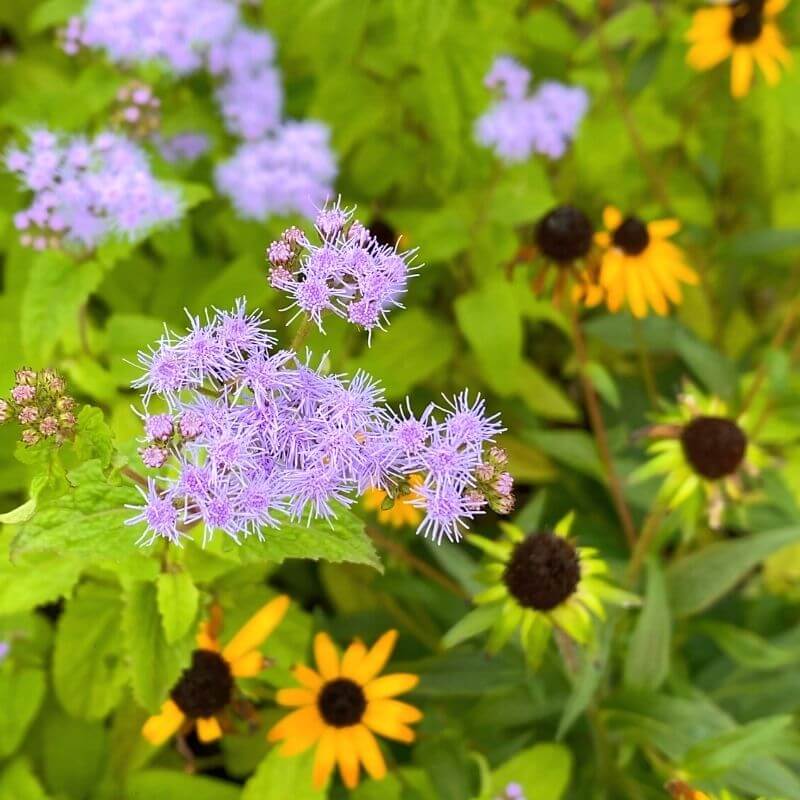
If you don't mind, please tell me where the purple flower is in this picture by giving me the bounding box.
[475,56,588,163]
[0,641,9,663]
[215,67,282,140]
[11,385,35,403]
[412,482,485,544]
[214,121,337,221]
[145,414,173,441]
[179,410,204,439]
[125,479,182,545]
[141,444,170,469]
[495,783,526,800]
[154,132,210,164]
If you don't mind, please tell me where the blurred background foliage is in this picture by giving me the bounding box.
[2,1,800,799]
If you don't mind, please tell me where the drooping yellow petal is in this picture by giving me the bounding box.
[367,698,423,724]
[647,218,680,239]
[624,261,648,318]
[686,7,731,43]
[603,206,622,231]
[229,650,265,678]
[293,664,324,691]
[335,727,361,789]
[639,265,669,316]
[353,724,387,781]
[196,717,222,743]
[364,673,419,700]
[687,39,733,71]
[276,687,317,707]
[222,595,289,664]
[277,708,325,756]
[269,704,325,743]
[765,0,788,16]
[731,47,754,98]
[362,705,416,743]
[313,632,340,680]
[142,700,185,745]
[351,630,398,685]
[312,728,337,789]
[340,641,368,679]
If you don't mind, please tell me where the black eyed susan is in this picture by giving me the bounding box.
[665,780,713,800]
[591,206,699,318]
[687,0,791,99]
[142,595,289,746]
[631,384,765,530]
[450,515,636,666]
[268,630,421,790]
[362,474,424,528]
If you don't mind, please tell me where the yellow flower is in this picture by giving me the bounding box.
[142,595,289,746]
[268,630,421,790]
[362,474,424,528]
[686,0,791,98]
[666,779,713,800]
[588,206,699,319]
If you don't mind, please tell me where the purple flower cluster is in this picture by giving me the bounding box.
[112,81,161,139]
[127,300,512,546]
[266,202,417,337]
[153,133,211,164]
[475,56,588,163]
[5,129,182,251]
[215,123,337,221]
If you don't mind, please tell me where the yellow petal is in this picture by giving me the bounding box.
[340,641,367,679]
[766,0,788,15]
[731,47,754,98]
[336,727,361,789]
[230,650,265,678]
[142,700,185,745]
[353,724,387,781]
[351,630,398,685]
[639,267,669,316]
[196,621,220,652]
[196,717,222,743]
[367,698,423,724]
[603,206,622,231]
[313,632,340,680]
[364,673,419,700]
[624,262,648,318]
[269,704,325,743]
[594,231,611,248]
[276,687,317,707]
[761,25,792,64]
[362,704,416,743]
[222,595,289,663]
[647,218,680,239]
[293,664,324,691]
[687,39,733,71]
[686,8,731,43]
[754,48,782,85]
[312,728,337,789]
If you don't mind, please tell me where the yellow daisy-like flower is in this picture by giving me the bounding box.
[631,383,765,532]
[588,206,699,319]
[142,595,289,746]
[686,0,791,99]
[447,515,636,666]
[268,630,422,790]
[362,474,424,528]
[666,779,713,800]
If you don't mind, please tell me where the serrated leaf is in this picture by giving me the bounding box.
[156,571,200,644]
[123,581,194,712]
[53,582,127,720]
[0,667,46,757]
[73,406,116,469]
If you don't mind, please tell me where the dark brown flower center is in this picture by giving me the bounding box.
[503,532,581,611]
[171,649,234,719]
[680,415,747,479]
[612,216,650,256]
[535,205,593,264]
[730,2,764,43]
[317,678,366,727]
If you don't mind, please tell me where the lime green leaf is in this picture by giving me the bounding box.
[123,581,194,712]
[667,526,800,617]
[28,0,85,32]
[53,582,127,720]
[73,406,116,469]
[491,743,572,800]
[624,559,671,690]
[0,552,82,615]
[156,571,200,644]
[0,666,46,757]
[127,770,240,800]
[242,748,324,800]
[515,363,578,422]
[0,759,51,800]
[0,499,36,525]
[41,711,106,798]
[442,605,498,649]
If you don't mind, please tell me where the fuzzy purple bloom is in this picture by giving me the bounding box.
[125,479,182,545]
[154,132,210,164]
[476,56,588,163]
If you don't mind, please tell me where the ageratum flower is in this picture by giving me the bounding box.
[266,201,418,337]
[448,515,635,666]
[143,597,288,745]
[495,784,527,800]
[631,382,765,532]
[215,123,337,220]
[127,300,512,547]
[153,132,210,164]
[686,0,790,99]
[362,474,424,529]
[5,129,181,251]
[268,630,421,790]
[475,55,588,163]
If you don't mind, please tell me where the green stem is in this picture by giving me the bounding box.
[633,318,658,408]
[290,316,314,352]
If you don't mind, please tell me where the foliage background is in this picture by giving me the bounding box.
[2,0,800,798]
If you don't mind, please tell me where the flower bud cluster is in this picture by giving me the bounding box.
[111,81,161,139]
[138,410,204,469]
[470,446,515,515]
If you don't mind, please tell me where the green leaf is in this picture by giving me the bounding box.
[242,748,324,800]
[41,710,106,799]
[0,759,51,800]
[20,254,104,365]
[156,571,200,644]
[0,666,46,757]
[0,552,82,615]
[348,309,456,399]
[624,559,671,690]
[73,406,116,469]
[442,605,498,649]
[695,621,800,670]
[455,280,522,396]
[53,582,127,720]
[666,526,800,617]
[223,507,381,572]
[515,363,578,422]
[27,0,85,32]
[123,581,194,713]
[490,743,572,800]
[127,771,240,800]
[0,499,37,525]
